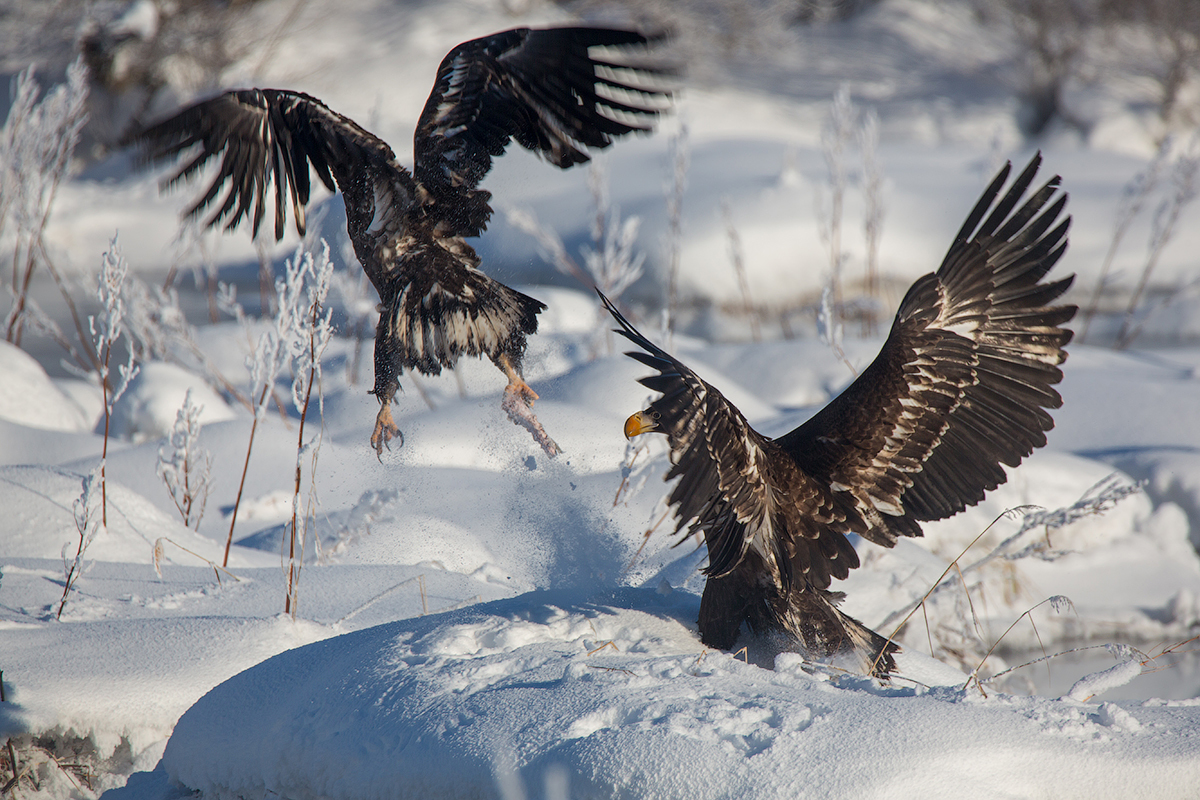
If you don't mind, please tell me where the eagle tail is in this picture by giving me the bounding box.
[378,267,546,388]
[833,607,898,679]
[777,588,897,679]
[699,569,898,679]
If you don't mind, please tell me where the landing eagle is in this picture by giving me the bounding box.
[133,26,673,457]
[606,155,1075,677]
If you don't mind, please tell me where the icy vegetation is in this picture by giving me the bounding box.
[1,0,1200,798]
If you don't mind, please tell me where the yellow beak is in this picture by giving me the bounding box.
[623,410,657,439]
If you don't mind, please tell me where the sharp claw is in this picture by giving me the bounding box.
[505,379,539,405]
[371,404,403,458]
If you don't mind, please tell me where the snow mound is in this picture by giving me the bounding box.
[107,361,236,444]
[0,340,94,431]
[0,464,253,568]
[159,590,1200,800]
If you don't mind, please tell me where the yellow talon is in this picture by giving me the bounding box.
[624,410,657,439]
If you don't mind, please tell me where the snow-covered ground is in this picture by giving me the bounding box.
[2,0,1200,798]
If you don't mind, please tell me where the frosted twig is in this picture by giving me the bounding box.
[873,507,1022,675]
[876,476,1141,677]
[284,241,334,617]
[90,238,140,530]
[157,389,214,531]
[506,160,646,356]
[613,432,651,507]
[817,86,856,323]
[1117,138,1200,348]
[962,594,1082,696]
[57,467,104,620]
[223,243,332,568]
[817,286,853,374]
[1079,138,1170,342]
[152,537,241,584]
[2,58,88,347]
[722,198,760,342]
[859,108,884,335]
[504,207,592,290]
[582,159,646,354]
[664,124,689,344]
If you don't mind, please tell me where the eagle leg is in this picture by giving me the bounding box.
[495,352,561,457]
[369,378,403,459]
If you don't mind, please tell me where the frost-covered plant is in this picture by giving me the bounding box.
[157,389,214,531]
[816,86,855,323]
[1,58,88,348]
[613,432,652,509]
[813,90,888,342]
[506,158,647,355]
[664,124,689,343]
[122,274,188,363]
[91,237,140,529]
[221,300,282,565]
[1079,137,1170,342]
[962,594,1080,697]
[816,285,852,374]
[876,475,1142,678]
[216,240,332,614]
[720,198,760,342]
[1117,137,1200,348]
[122,270,251,411]
[505,207,589,288]
[584,160,646,301]
[858,108,885,334]
[283,241,334,617]
[153,536,240,585]
[58,467,104,620]
[581,161,646,352]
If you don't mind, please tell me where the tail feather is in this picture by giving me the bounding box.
[380,267,545,380]
[835,607,897,678]
[699,563,898,678]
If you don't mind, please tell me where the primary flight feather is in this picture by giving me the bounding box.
[606,154,1075,677]
[133,26,674,456]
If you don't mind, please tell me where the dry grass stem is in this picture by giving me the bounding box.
[721,198,761,342]
[153,537,241,585]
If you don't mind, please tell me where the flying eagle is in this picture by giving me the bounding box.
[605,154,1075,677]
[133,26,673,457]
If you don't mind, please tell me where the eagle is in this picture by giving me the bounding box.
[132,26,673,457]
[605,154,1075,678]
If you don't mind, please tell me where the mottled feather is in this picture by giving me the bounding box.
[131,27,673,454]
[606,154,1075,677]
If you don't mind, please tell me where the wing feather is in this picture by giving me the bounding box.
[132,89,410,241]
[600,294,855,590]
[414,27,675,237]
[776,153,1076,545]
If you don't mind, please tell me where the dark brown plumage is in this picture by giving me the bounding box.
[606,154,1076,677]
[132,26,673,456]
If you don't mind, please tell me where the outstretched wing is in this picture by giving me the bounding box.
[776,154,1076,547]
[415,27,674,237]
[132,88,414,243]
[602,294,859,591]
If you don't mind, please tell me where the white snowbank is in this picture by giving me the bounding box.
[0,340,94,431]
[107,361,236,444]
[160,593,1200,800]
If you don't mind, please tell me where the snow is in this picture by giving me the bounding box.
[159,595,1200,800]
[107,362,236,444]
[1,0,1199,798]
[0,342,94,432]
